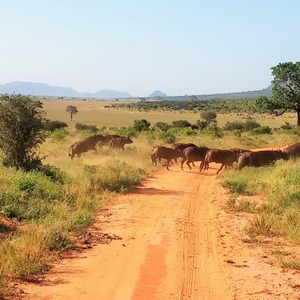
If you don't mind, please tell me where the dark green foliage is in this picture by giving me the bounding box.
[200,111,217,124]
[43,120,68,132]
[223,121,244,131]
[223,119,261,132]
[251,126,272,135]
[113,98,258,114]
[256,61,300,126]
[243,119,261,131]
[133,119,151,131]
[75,123,98,133]
[0,94,45,170]
[155,121,170,131]
[171,120,191,128]
[158,131,176,144]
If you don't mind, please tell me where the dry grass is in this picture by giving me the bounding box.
[41,99,297,130]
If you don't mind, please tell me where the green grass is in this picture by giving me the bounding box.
[220,159,300,243]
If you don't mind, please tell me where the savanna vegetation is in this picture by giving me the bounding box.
[0,62,300,297]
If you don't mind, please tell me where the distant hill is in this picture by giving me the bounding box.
[0,81,272,100]
[164,86,272,101]
[0,81,132,99]
[148,90,167,97]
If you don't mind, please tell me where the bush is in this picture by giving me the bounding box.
[43,120,67,132]
[115,126,138,137]
[155,122,170,131]
[202,125,224,138]
[75,123,98,133]
[133,119,151,131]
[251,126,272,135]
[243,119,260,131]
[171,120,191,128]
[223,120,261,132]
[158,131,176,144]
[200,111,217,124]
[50,128,68,141]
[223,121,244,131]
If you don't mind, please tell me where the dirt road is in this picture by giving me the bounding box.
[20,164,300,300]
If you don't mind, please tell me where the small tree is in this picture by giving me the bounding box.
[0,94,45,170]
[66,105,78,121]
[133,119,151,131]
[256,61,300,126]
[200,111,217,125]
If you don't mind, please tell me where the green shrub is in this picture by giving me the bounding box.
[158,131,176,144]
[133,119,151,131]
[243,119,260,131]
[251,126,272,135]
[75,123,98,133]
[43,120,68,132]
[202,125,224,138]
[223,121,244,131]
[155,121,170,131]
[50,128,68,140]
[115,126,138,137]
[171,120,191,128]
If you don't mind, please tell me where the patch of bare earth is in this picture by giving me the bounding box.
[13,163,300,300]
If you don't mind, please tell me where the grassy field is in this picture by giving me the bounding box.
[41,99,297,130]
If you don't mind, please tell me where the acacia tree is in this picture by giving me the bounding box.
[66,105,78,120]
[257,62,300,126]
[0,94,45,170]
[200,111,217,125]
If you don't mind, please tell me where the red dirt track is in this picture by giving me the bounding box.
[19,163,300,300]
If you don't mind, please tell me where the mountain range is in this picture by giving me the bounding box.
[0,81,272,100]
[0,81,132,99]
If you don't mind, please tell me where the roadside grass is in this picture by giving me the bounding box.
[220,159,300,268]
[0,134,149,297]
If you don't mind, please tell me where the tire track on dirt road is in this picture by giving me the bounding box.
[179,174,232,299]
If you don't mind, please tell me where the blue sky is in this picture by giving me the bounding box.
[1,1,299,97]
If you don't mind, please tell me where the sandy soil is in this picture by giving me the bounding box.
[16,163,300,300]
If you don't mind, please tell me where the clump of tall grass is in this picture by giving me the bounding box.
[84,160,146,193]
[0,226,49,280]
[220,159,300,243]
